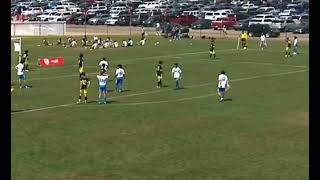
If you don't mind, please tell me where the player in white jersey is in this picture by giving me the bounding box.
[115,64,125,92]
[217,70,229,102]
[260,34,267,50]
[15,62,27,88]
[122,40,127,47]
[293,36,299,55]
[171,63,182,89]
[97,71,109,104]
[98,57,109,73]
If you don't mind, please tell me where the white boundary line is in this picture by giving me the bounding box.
[11,69,308,115]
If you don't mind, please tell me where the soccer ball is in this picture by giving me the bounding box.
[169,39,172,42]
[154,42,160,45]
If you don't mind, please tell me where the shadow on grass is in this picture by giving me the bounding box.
[222,98,233,102]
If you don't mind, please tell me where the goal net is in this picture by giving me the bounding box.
[11,37,22,65]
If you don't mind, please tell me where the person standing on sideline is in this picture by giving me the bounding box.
[171,63,182,89]
[293,36,299,55]
[115,64,125,92]
[260,34,267,50]
[21,50,29,71]
[217,70,229,102]
[97,71,109,104]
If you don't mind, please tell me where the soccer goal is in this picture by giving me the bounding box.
[11,37,22,63]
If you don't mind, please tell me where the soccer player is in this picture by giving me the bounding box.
[21,50,29,71]
[78,73,90,104]
[115,64,125,92]
[138,37,146,46]
[122,40,127,47]
[240,31,248,49]
[127,38,133,46]
[56,37,62,45]
[156,61,163,88]
[285,37,292,58]
[78,53,85,78]
[171,63,182,89]
[209,38,216,59]
[99,57,109,73]
[113,40,119,48]
[260,34,267,50]
[70,39,77,47]
[293,36,299,55]
[15,62,27,88]
[97,71,109,104]
[222,25,227,37]
[217,70,229,102]
[42,38,50,46]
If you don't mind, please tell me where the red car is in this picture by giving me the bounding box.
[211,14,237,30]
[169,15,198,27]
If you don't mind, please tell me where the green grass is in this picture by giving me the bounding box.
[11,36,309,180]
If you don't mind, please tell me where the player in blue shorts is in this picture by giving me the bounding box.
[217,70,229,102]
[97,71,109,104]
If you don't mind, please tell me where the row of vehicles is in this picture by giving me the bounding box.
[11,0,309,35]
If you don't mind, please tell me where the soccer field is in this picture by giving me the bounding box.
[11,36,309,180]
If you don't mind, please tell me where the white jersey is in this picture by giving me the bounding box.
[99,60,109,70]
[115,68,125,78]
[97,75,108,86]
[294,39,298,46]
[114,41,119,48]
[171,67,182,79]
[218,74,229,88]
[128,40,133,46]
[260,35,266,42]
[122,41,127,47]
[15,63,24,75]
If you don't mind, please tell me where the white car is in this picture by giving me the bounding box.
[48,12,73,22]
[21,7,43,16]
[45,7,68,13]
[278,9,297,17]
[248,18,273,26]
[37,12,57,21]
[254,14,276,21]
[105,17,118,25]
[138,1,161,9]
[241,3,258,10]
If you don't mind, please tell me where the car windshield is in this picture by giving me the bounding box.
[273,20,284,23]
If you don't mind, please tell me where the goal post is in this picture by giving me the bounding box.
[11,37,22,63]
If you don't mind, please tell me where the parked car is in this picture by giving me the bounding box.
[37,12,57,21]
[169,15,198,27]
[293,23,309,34]
[66,13,84,24]
[233,18,250,31]
[131,13,149,26]
[116,15,131,26]
[211,16,237,30]
[142,15,161,27]
[21,7,43,16]
[75,14,95,25]
[105,17,119,25]
[270,19,300,32]
[191,19,212,29]
[246,24,280,38]
[88,14,110,25]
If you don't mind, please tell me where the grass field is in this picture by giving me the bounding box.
[11,36,309,180]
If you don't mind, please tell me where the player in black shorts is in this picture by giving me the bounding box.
[156,61,163,88]
[209,38,216,59]
[21,50,29,71]
[78,73,90,104]
[78,53,85,78]
[285,37,292,58]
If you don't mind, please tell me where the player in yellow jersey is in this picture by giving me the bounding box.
[78,73,90,104]
[285,37,292,58]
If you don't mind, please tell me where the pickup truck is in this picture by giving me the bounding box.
[168,15,198,27]
[211,16,237,30]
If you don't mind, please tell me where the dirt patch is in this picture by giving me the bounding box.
[66,25,309,42]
